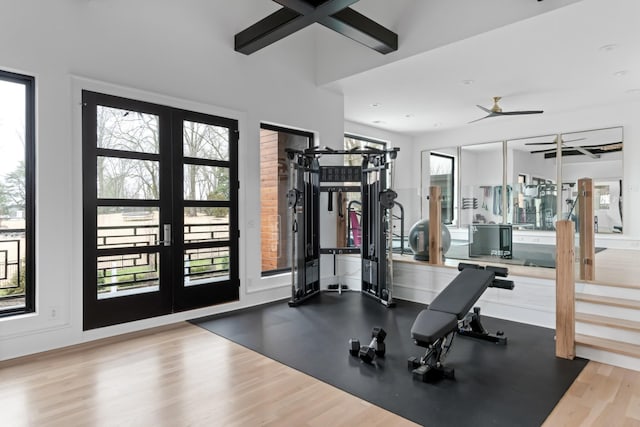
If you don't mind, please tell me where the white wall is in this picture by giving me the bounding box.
[316,0,582,85]
[0,0,344,360]
[511,148,557,184]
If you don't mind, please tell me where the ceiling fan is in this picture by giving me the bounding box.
[526,136,602,159]
[469,96,544,123]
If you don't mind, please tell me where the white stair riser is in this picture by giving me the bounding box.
[576,345,640,372]
[576,302,640,322]
[577,283,640,300]
[576,322,640,344]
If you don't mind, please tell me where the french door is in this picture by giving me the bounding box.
[82,91,239,330]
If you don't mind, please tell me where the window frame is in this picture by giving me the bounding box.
[260,123,314,277]
[430,152,455,225]
[0,69,36,317]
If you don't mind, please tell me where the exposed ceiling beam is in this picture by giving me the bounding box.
[320,7,398,54]
[235,0,398,55]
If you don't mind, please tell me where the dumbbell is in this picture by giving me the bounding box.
[348,327,387,363]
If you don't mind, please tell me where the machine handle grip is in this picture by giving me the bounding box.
[458,262,509,278]
[490,278,515,290]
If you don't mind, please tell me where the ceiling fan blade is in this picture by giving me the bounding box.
[525,141,557,146]
[498,110,544,115]
[574,146,601,159]
[468,115,491,124]
[476,104,492,113]
[471,98,543,124]
[525,137,585,146]
[559,137,586,144]
[530,148,557,154]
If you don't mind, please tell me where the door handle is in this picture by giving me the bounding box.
[155,223,172,246]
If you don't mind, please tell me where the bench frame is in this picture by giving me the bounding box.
[408,263,514,382]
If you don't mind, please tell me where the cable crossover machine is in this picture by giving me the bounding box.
[286,146,400,308]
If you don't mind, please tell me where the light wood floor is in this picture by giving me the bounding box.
[1,322,639,427]
[0,323,418,427]
[543,361,640,426]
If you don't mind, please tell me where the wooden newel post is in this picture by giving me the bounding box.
[428,186,443,265]
[578,178,595,281]
[556,220,575,360]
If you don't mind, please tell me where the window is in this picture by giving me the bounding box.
[0,70,35,317]
[430,152,455,225]
[343,134,388,247]
[344,134,386,165]
[260,124,313,276]
[595,185,610,209]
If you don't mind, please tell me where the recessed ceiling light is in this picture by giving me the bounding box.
[599,44,618,52]
[372,120,385,124]
[614,70,628,77]
[461,79,474,85]
[370,103,381,107]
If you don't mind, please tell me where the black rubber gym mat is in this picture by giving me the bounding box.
[192,292,587,427]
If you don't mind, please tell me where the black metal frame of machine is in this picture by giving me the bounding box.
[286,147,399,307]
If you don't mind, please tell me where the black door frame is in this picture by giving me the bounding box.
[82,91,239,330]
[171,108,240,311]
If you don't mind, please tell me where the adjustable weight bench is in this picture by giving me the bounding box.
[408,263,514,382]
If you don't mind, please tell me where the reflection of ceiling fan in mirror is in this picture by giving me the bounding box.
[469,96,544,123]
[526,136,622,159]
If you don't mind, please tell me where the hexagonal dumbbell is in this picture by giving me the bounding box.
[349,338,361,356]
[348,327,387,363]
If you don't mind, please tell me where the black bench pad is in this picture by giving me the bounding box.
[411,309,458,343]
[427,269,495,319]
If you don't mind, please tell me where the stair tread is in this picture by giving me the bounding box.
[583,280,640,291]
[575,292,640,310]
[575,312,640,332]
[576,334,640,358]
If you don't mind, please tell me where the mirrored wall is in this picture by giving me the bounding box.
[560,127,623,234]
[420,126,623,269]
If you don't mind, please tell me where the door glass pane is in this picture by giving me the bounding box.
[183,165,229,201]
[97,157,159,199]
[184,246,230,286]
[183,120,229,161]
[97,252,159,299]
[97,106,159,154]
[97,206,159,250]
[184,207,229,243]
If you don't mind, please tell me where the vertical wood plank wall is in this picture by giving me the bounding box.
[578,178,595,281]
[428,186,443,265]
[556,220,576,360]
[260,129,279,271]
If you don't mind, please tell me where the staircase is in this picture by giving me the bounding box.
[575,281,640,371]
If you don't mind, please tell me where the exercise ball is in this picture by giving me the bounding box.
[408,219,451,261]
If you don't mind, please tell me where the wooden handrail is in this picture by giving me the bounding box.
[556,220,575,360]
[578,178,595,281]
[428,186,443,265]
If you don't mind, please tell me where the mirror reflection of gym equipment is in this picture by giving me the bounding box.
[419,127,623,269]
[286,146,400,307]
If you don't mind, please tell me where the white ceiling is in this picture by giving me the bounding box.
[323,0,640,135]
